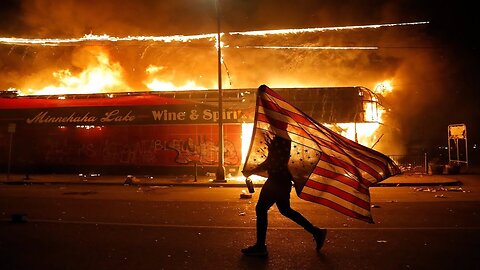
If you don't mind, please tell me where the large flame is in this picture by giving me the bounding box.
[364,95,383,123]
[21,47,130,96]
[16,49,214,95]
[326,122,380,148]
[144,64,209,91]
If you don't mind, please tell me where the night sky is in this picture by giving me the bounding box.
[0,0,478,162]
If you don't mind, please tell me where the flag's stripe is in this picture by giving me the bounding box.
[261,96,317,130]
[317,140,369,175]
[312,166,362,189]
[304,179,371,210]
[312,164,369,193]
[257,112,382,186]
[256,114,321,151]
[296,122,390,182]
[314,136,384,183]
[313,135,383,182]
[262,89,392,169]
[311,136,386,182]
[302,117,391,174]
[308,119,395,174]
[262,88,393,170]
[260,84,285,100]
[260,93,394,178]
[304,175,372,222]
[255,120,312,149]
[258,106,354,159]
[258,105,386,184]
[298,190,373,223]
[309,173,369,199]
[256,115,320,151]
[260,110,376,192]
[301,184,371,214]
[257,112,310,139]
[257,107,314,143]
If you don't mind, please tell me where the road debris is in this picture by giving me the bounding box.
[240,190,252,199]
[447,187,465,192]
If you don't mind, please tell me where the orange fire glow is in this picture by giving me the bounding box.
[374,80,394,96]
[4,26,399,162]
[364,95,383,123]
[144,64,209,91]
[16,48,214,96]
[13,47,392,157]
[20,47,130,96]
[326,122,381,148]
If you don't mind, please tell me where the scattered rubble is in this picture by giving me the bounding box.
[240,190,253,199]
[413,186,466,192]
[447,187,465,192]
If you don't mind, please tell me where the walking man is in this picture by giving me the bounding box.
[242,136,327,257]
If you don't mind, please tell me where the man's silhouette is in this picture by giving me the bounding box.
[242,136,327,257]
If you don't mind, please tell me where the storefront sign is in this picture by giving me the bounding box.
[2,104,251,126]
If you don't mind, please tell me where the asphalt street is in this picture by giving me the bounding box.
[0,175,479,270]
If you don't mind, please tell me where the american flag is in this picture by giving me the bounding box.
[242,85,401,223]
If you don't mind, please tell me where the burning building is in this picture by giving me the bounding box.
[0,86,384,176]
[0,17,414,177]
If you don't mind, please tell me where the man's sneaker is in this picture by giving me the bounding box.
[313,228,327,251]
[241,244,268,257]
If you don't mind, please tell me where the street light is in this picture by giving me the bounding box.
[214,0,226,182]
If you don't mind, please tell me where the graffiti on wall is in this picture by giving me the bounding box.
[167,138,239,165]
[3,124,242,167]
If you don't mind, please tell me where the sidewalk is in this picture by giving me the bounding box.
[0,172,462,187]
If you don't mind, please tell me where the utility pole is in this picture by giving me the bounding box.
[214,0,226,182]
